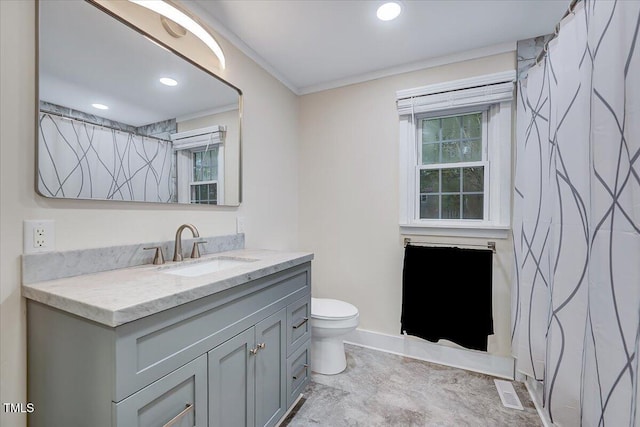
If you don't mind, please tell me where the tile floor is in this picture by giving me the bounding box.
[284,344,541,426]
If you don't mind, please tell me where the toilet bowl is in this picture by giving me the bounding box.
[310,298,359,375]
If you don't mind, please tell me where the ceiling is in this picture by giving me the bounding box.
[188,0,569,94]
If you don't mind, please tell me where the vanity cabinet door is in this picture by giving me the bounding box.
[113,354,207,427]
[255,309,287,427]
[208,327,256,427]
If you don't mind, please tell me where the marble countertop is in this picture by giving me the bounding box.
[22,249,313,327]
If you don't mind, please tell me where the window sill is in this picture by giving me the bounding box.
[400,222,511,239]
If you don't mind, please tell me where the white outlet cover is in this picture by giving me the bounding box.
[236,216,245,234]
[23,220,56,254]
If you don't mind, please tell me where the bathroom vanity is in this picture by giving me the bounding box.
[23,248,312,427]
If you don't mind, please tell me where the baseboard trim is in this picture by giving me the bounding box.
[524,376,554,427]
[344,328,515,379]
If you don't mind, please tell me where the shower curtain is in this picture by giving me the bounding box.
[513,1,640,426]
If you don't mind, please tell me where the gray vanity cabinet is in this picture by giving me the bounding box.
[27,262,311,427]
[208,309,286,427]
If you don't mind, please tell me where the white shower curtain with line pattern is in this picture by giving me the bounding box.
[513,1,640,426]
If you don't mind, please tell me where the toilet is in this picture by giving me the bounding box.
[310,298,359,375]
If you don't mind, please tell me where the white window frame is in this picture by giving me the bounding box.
[188,147,224,204]
[397,71,514,238]
[171,125,225,205]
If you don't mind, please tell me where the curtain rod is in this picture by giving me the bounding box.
[403,238,496,254]
[535,0,581,65]
[39,110,172,143]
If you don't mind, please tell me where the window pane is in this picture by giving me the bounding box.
[441,116,460,140]
[191,183,217,205]
[463,167,484,192]
[420,169,439,193]
[193,149,219,182]
[462,113,482,139]
[193,152,202,181]
[208,183,217,203]
[461,138,482,162]
[202,153,211,180]
[420,195,439,219]
[441,195,460,219]
[441,141,461,163]
[422,119,440,143]
[463,194,483,219]
[204,149,218,181]
[441,168,460,192]
[422,143,440,165]
[190,185,199,203]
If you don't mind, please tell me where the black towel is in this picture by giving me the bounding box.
[400,245,493,351]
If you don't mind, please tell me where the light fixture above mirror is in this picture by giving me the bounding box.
[128,0,226,69]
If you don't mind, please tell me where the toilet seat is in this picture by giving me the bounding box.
[311,298,358,320]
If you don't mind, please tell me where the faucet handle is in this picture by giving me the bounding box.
[143,246,165,265]
[190,240,207,259]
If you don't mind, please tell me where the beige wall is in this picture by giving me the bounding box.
[298,52,516,356]
[0,1,299,426]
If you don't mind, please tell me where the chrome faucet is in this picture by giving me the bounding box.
[173,224,200,262]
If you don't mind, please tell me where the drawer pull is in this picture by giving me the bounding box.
[163,403,194,427]
[292,364,309,380]
[293,317,309,329]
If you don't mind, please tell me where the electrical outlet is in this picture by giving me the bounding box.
[236,216,245,234]
[24,220,55,254]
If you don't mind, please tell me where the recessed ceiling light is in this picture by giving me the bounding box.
[92,103,109,110]
[377,2,401,21]
[159,77,178,86]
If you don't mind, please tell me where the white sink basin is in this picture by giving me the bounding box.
[162,257,257,277]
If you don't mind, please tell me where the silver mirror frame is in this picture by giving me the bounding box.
[35,0,243,206]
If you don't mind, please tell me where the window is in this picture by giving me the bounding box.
[418,111,487,220]
[171,125,225,205]
[191,148,219,204]
[397,71,514,238]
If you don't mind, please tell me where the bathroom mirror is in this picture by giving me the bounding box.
[37,0,242,206]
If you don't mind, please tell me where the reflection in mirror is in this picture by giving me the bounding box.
[37,1,241,205]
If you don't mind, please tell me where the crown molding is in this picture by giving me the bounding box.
[298,42,516,95]
[183,1,301,94]
[181,1,517,97]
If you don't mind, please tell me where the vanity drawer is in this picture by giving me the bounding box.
[286,340,310,408]
[113,354,207,427]
[286,295,311,356]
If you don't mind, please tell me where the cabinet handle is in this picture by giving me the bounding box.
[292,364,309,380]
[293,317,309,329]
[163,403,194,427]
[257,342,266,350]
[250,347,259,355]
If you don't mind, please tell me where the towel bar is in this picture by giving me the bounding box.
[403,238,496,254]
